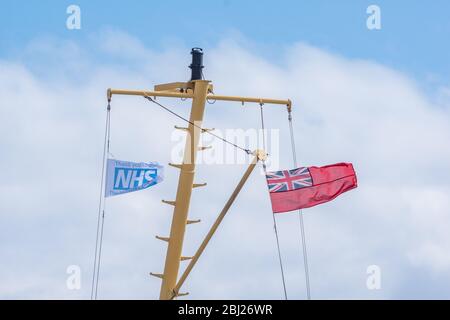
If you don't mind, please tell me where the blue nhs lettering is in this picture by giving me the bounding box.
[114,168,157,190]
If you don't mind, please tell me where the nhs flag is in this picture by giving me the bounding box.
[105,159,164,197]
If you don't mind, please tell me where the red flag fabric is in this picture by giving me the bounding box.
[266,163,357,213]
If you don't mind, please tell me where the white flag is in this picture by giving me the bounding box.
[105,159,164,197]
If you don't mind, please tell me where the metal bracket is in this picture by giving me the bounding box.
[156,235,170,242]
[169,163,183,169]
[193,183,207,188]
[150,272,164,279]
[162,200,176,206]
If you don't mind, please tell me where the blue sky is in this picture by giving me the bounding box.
[1,0,449,86]
[1,1,450,300]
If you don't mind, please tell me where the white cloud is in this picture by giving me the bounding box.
[0,32,449,299]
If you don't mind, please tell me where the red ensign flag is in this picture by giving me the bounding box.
[266,163,357,213]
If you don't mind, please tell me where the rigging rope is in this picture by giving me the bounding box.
[259,104,288,300]
[288,110,312,300]
[143,96,252,155]
[91,102,111,300]
[92,96,300,300]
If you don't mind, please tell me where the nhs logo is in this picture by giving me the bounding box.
[114,168,157,190]
[105,159,164,197]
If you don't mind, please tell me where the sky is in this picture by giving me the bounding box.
[0,1,450,299]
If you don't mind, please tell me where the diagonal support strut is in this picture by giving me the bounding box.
[171,150,267,299]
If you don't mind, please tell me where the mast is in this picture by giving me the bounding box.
[159,50,210,299]
[107,48,291,299]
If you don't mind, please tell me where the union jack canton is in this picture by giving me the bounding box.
[266,167,313,193]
